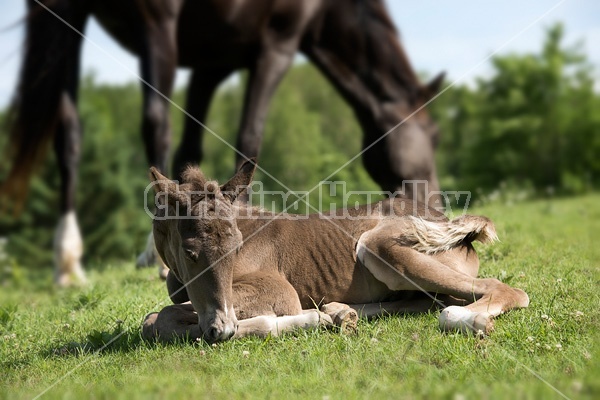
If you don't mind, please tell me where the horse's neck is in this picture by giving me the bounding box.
[303,4,420,119]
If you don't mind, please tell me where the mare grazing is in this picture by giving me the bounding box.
[2,0,444,286]
[0,0,441,285]
[142,160,529,343]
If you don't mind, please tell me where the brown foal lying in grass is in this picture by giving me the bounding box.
[142,160,529,343]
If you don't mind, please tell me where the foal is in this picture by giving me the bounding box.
[143,160,529,343]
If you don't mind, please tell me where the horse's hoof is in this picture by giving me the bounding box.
[158,264,169,280]
[141,312,159,341]
[55,269,88,288]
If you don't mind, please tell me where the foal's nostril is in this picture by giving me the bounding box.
[207,327,220,342]
[226,327,235,340]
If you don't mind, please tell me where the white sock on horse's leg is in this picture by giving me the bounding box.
[54,210,86,286]
[154,245,169,280]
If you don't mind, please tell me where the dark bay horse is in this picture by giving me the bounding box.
[2,0,444,285]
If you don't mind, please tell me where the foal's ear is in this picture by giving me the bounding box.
[220,158,257,202]
[149,167,181,206]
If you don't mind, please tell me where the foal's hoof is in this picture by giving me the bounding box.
[141,312,159,341]
[439,306,494,336]
[332,308,358,334]
[321,302,358,334]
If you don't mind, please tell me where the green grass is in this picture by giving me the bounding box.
[1,194,599,399]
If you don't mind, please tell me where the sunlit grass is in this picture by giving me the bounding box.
[1,194,599,399]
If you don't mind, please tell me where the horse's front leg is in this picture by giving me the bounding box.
[134,10,179,278]
[235,44,296,170]
[172,67,233,179]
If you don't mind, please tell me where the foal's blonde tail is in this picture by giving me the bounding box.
[401,215,498,254]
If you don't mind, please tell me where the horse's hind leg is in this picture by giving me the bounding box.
[235,43,295,170]
[53,15,87,287]
[358,234,529,334]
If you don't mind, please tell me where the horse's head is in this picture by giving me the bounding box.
[363,72,445,203]
[149,159,257,342]
[307,0,445,207]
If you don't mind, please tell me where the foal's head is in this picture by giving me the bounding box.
[149,159,256,342]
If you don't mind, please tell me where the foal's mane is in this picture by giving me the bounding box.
[181,166,207,191]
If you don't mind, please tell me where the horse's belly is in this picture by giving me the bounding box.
[176,0,272,68]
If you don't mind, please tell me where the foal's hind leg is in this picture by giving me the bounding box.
[358,236,529,334]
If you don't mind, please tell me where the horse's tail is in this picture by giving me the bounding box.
[400,215,498,254]
[1,0,75,212]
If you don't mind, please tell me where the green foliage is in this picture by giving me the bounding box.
[431,23,600,195]
[0,195,598,399]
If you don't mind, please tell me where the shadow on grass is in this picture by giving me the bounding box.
[40,323,210,360]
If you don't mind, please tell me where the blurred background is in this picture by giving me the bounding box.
[0,1,598,268]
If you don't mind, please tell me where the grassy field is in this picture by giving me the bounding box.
[1,194,599,399]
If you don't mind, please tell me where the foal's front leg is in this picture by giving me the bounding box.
[142,304,335,343]
[233,311,333,339]
[142,303,201,343]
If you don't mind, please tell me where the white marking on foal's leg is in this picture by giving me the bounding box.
[439,306,493,335]
[234,311,333,339]
[53,211,85,286]
[136,231,169,279]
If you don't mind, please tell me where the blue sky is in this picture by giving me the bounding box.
[0,0,598,108]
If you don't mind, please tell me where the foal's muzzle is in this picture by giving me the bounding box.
[204,324,236,343]
[201,311,238,343]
